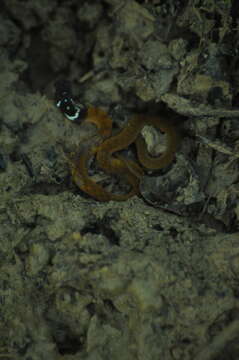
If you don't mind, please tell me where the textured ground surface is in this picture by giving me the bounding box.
[1,1,239,359]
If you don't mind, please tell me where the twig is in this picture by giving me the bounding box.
[195,319,239,360]
[196,135,239,159]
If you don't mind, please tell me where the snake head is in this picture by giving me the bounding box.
[55,79,87,123]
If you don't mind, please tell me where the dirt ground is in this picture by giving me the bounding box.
[1,1,239,359]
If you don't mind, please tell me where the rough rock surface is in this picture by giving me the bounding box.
[1,1,239,359]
